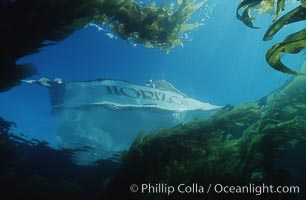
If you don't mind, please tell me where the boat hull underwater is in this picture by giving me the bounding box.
[47,79,221,162]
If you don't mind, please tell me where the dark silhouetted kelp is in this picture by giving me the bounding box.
[0,117,120,200]
[0,0,203,92]
[236,0,306,76]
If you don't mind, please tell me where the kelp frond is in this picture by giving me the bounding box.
[236,0,305,75]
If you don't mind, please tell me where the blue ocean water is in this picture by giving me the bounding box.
[0,0,304,144]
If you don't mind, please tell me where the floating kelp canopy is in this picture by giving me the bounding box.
[94,0,204,50]
[0,0,204,92]
[236,0,306,76]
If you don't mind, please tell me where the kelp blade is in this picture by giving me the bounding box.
[266,28,306,76]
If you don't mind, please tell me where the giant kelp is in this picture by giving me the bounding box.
[266,28,306,75]
[95,0,204,50]
[236,0,306,75]
[1,67,305,200]
[0,0,204,92]
[103,61,306,200]
[0,117,119,200]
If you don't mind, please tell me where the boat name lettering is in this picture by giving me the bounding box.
[106,85,187,105]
